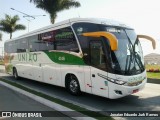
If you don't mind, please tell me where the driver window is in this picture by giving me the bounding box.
[90,41,107,70]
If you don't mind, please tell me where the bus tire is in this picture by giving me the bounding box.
[13,68,19,80]
[67,75,81,95]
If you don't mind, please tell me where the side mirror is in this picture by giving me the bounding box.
[137,35,156,49]
[82,32,118,51]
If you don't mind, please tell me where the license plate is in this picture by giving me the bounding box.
[132,89,139,94]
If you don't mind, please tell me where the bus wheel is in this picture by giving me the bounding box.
[67,75,81,95]
[13,68,19,80]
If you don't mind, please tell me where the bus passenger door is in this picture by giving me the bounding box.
[89,40,109,98]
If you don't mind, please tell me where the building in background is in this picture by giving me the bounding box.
[144,53,160,65]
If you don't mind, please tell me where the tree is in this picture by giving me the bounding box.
[0,14,26,39]
[30,0,81,24]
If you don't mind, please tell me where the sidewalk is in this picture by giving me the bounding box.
[147,78,160,84]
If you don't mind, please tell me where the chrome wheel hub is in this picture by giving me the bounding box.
[70,79,78,93]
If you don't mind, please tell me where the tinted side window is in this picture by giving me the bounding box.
[8,42,13,53]
[12,41,17,53]
[5,41,17,53]
[17,38,28,52]
[73,22,100,50]
[39,41,54,51]
[38,27,78,52]
[29,35,40,52]
[4,42,9,53]
[15,40,19,52]
[73,23,100,64]
[29,35,54,52]
[55,27,79,52]
[8,41,16,53]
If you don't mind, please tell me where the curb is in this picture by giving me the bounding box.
[147,78,160,84]
[0,81,96,120]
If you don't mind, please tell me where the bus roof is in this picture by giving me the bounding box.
[5,18,132,42]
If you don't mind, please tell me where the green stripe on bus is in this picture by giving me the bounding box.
[44,51,86,65]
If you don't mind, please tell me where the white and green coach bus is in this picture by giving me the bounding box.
[4,18,156,99]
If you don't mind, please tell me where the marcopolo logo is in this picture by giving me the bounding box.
[18,52,37,62]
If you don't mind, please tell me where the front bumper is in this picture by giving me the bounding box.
[108,78,147,99]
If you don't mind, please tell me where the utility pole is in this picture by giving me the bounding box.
[11,8,46,32]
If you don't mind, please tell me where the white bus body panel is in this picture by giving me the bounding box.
[83,66,91,93]
[108,71,147,99]
[90,67,109,98]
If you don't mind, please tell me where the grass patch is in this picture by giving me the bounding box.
[145,65,160,79]
[147,72,160,79]
[0,78,113,120]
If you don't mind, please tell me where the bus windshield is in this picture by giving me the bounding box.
[72,23,145,75]
[103,27,145,75]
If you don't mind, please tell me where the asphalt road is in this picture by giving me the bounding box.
[0,79,73,120]
[0,72,160,120]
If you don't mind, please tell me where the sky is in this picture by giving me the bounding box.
[0,0,160,55]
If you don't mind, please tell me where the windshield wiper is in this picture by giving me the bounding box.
[124,31,143,74]
[125,45,133,74]
[133,39,145,71]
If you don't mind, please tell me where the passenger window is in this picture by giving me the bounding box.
[4,42,8,53]
[29,35,40,52]
[55,27,79,52]
[17,38,28,52]
[29,35,54,52]
[6,41,17,53]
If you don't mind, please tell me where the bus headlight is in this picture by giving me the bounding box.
[108,78,126,85]
[97,73,126,85]
[115,80,126,85]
